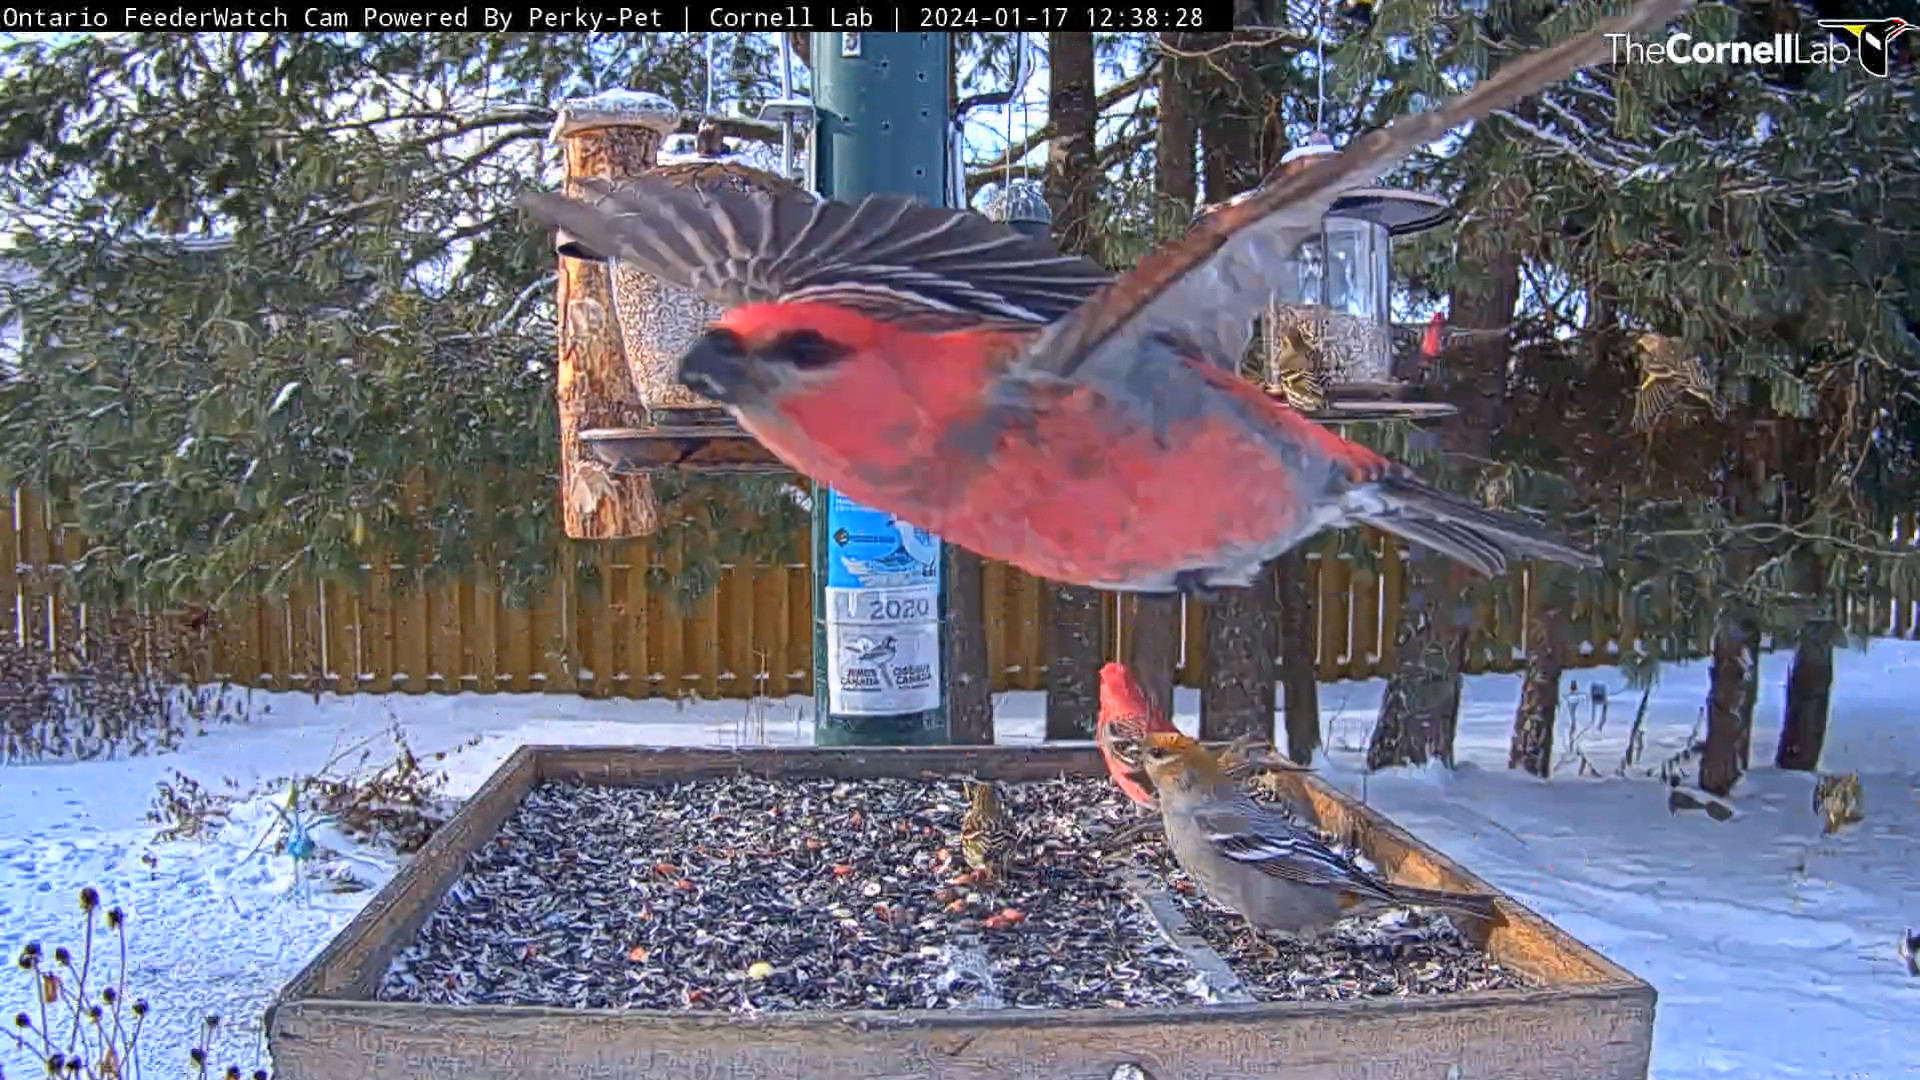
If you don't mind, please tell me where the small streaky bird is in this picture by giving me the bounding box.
[1631,332,1724,433]
[1268,322,1330,413]
[960,779,1016,883]
[520,0,1681,597]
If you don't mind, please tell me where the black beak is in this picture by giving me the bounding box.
[677,329,749,404]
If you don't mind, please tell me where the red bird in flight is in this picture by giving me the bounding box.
[523,0,1679,595]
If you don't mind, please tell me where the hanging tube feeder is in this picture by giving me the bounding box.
[1239,132,1457,422]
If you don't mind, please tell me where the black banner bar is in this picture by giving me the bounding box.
[2,0,1235,32]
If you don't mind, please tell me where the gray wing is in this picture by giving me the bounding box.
[1193,798,1396,901]
[1001,0,1688,387]
[519,176,1112,328]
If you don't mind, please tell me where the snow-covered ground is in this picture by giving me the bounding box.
[2,641,1915,1079]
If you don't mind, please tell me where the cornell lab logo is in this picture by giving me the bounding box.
[1816,17,1912,77]
[1608,18,1910,77]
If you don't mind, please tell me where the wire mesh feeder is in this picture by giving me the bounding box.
[1229,133,1457,423]
[570,124,804,476]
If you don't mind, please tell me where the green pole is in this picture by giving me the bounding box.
[808,32,952,747]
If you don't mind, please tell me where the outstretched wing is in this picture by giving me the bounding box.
[519,176,1111,328]
[1001,0,1688,387]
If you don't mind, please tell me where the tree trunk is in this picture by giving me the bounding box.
[1126,595,1180,722]
[1735,632,1760,769]
[1273,550,1320,764]
[1367,571,1469,770]
[1508,584,1566,778]
[1047,584,1104,740]
[1153,31,1198,234]
[1041,31,1103,741]
[1368,204,1520,769]
[1190,32,1278,745]
[1699,616,1753,797]
[1776,548,1833,771]
[1201,562,1278,743]
[1777,620,1833,771]
[945,546,993,744]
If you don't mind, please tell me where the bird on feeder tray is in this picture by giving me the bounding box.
[959,779,1017,884]
[519,3,1679,597]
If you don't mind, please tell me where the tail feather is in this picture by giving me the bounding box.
[1385,883,1502,922]
[1356,474,1601,578]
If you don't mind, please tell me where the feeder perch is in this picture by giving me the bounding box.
[1250,131,1456,423]
[980,177,1052,240]
[562,118,804,478]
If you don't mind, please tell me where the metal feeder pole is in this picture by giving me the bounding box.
[807,32,953,747]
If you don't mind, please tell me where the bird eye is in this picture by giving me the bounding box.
[766,329,848,370]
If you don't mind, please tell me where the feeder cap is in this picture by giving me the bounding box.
[1279,131,1337,165]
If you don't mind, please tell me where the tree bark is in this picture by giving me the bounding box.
[1509,578,1567,777]
[1367,209,1520,769]
[1776,545,1833,771]
[1201,562,1279,743]
[945,545,993,744]
[1153,31,1198,234]
[1126,595,1180,722]
[1273,550,1320,764]
[555,108,666,540]
[1777,618,1833,771]
[1041,31,1104,741]
[1699,615,1753,797]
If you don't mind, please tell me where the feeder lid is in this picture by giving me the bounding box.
[1279,130,1338,165]
[1330,188,1452,236]
[1272,130,1453,237]
[549,89,679,143]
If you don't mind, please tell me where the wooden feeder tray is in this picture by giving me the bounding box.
[268,744,1655,1080]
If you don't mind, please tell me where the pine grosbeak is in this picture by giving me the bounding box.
[1140,733,1498,936]
[516,0,1682,596]
[1097,662,1301,809]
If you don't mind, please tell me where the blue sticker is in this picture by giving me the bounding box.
[824,489,942,591]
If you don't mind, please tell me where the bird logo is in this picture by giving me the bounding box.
[847,635,899,689]
[1817,17,1912,78]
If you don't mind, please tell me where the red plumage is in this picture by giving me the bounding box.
[1096,662,1178,807]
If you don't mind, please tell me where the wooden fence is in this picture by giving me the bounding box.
[5,488,1916,699]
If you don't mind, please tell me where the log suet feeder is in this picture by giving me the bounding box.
[550,89,682,540]
[559,114,801,481]
[1248,131,1456,423]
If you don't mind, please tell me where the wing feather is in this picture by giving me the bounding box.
[519,176,1111,325]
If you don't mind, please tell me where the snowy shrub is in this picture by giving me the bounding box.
[0,604,248,764]
[2,887,270,1080]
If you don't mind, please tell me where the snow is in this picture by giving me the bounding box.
[3,642,1918,1079]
